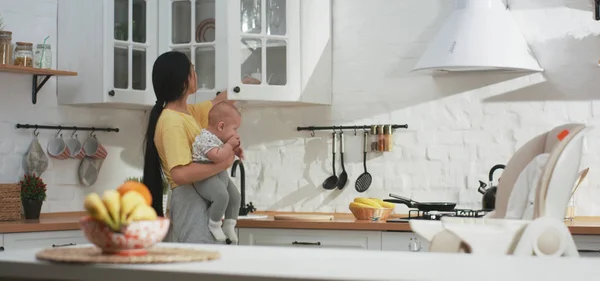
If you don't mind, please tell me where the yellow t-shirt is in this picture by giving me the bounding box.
[154,101,213,188]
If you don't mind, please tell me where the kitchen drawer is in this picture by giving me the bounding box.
[238,228,381,250]
[0,234,3,252]
[3,230,88,251]
[573,235,600,258]
[381,231,429,252]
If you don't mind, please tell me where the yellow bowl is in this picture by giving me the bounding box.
[349,206,393,221]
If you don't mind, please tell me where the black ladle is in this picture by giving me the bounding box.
[322,132,338,190]
[355,130,372,192]
[336,131,348,189]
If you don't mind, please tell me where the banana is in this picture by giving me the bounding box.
[102,190,121,231]
[124,204,157,224]
[84,193,118,230]
[349,202,376,209]
[120,191,148,223]
[353,197,382,208]
[369,198,396,209]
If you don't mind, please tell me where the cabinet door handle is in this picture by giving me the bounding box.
[0,246,4,252]
[578,249,600,253]
[292,241,321,246]
[52,243,76,248]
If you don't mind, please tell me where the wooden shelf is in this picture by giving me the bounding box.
[0,64,77,76]
[0,64,78,104]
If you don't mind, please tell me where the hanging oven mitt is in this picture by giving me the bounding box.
[22,135,49,176]
[78,157,104,187]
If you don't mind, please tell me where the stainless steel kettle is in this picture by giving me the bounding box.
[478,164,505,211]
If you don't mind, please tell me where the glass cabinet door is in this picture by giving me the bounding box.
[164,0,217,102]
[226,0,300,101]
[112,0,157,102]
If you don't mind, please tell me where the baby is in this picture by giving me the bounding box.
[192,101,243,243]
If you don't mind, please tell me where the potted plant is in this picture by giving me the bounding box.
[19,173,47,220]
[125,176,169,214]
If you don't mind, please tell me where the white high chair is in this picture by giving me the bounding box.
[410,123,590,257]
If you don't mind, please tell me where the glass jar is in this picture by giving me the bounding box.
[14,42,34,67]
[0,31,12,65]
[34,44,52,69]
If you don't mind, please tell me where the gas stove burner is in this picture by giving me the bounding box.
[386,208,489,223]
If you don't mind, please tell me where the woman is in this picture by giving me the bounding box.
[142,51,233,244]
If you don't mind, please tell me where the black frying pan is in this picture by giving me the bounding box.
[384,193,456,211]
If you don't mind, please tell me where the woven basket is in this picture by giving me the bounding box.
[0,183,22,221]
[349,206,393,221]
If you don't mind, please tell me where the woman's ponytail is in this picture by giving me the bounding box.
[143,102,165,216]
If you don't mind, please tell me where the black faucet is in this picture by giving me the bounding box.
[231,160,256,216]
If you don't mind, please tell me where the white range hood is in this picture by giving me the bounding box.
[412,0,543,73]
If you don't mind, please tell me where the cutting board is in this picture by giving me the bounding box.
[273,214,334,221]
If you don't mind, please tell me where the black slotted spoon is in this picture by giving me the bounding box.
[322,132,338,190]
[355,130,372,192]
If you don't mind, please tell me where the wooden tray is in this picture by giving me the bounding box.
[36,246,220,264]
[273,214,334,221]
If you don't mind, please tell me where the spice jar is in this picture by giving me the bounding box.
[0,31,13,65]
[384,125,393,152]
[14,42,34,67]
[34,44,52,69]
[377,125,385,152]
[370,125,378,151]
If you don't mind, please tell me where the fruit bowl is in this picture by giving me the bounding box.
[349,206,393,221]
[80,216,170,256]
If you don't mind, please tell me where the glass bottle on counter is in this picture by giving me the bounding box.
[0,31,12,65]
[34,44,52,69]
[13,42,33,67]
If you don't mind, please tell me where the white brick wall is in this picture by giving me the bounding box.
[0,0,146,213]
[3,0,600,216]
[238,0,600,215]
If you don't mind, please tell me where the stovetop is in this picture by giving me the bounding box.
[386,209,489,223]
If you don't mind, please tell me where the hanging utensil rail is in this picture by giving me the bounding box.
[297,124,408,132]
[15,123,119,133]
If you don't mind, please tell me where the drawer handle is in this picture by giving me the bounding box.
[578,249,600,253]
[292,241,321,246]
[52,243,76,248]
[0,246,4,252]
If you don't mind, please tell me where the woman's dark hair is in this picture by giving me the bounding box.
[143,51,191,216]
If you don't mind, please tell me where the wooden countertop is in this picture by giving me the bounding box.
[2,211,600,235]
[0,212,83,233]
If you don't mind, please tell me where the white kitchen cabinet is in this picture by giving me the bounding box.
[238,228,382,250]
[381,231,430,253]
[158,0,332,106]
[3,230,87,251]
[57,0,158,108]
[0,234,3,252]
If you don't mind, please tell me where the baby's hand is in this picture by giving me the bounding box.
[226,134,240,148]
[234,147,245,160]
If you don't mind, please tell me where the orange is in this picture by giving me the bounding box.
[117,181,152,205]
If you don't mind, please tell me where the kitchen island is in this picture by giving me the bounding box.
[0,243,598,281]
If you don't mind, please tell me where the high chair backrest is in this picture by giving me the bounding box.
[492,124,587,219]
[535,124,587,219]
